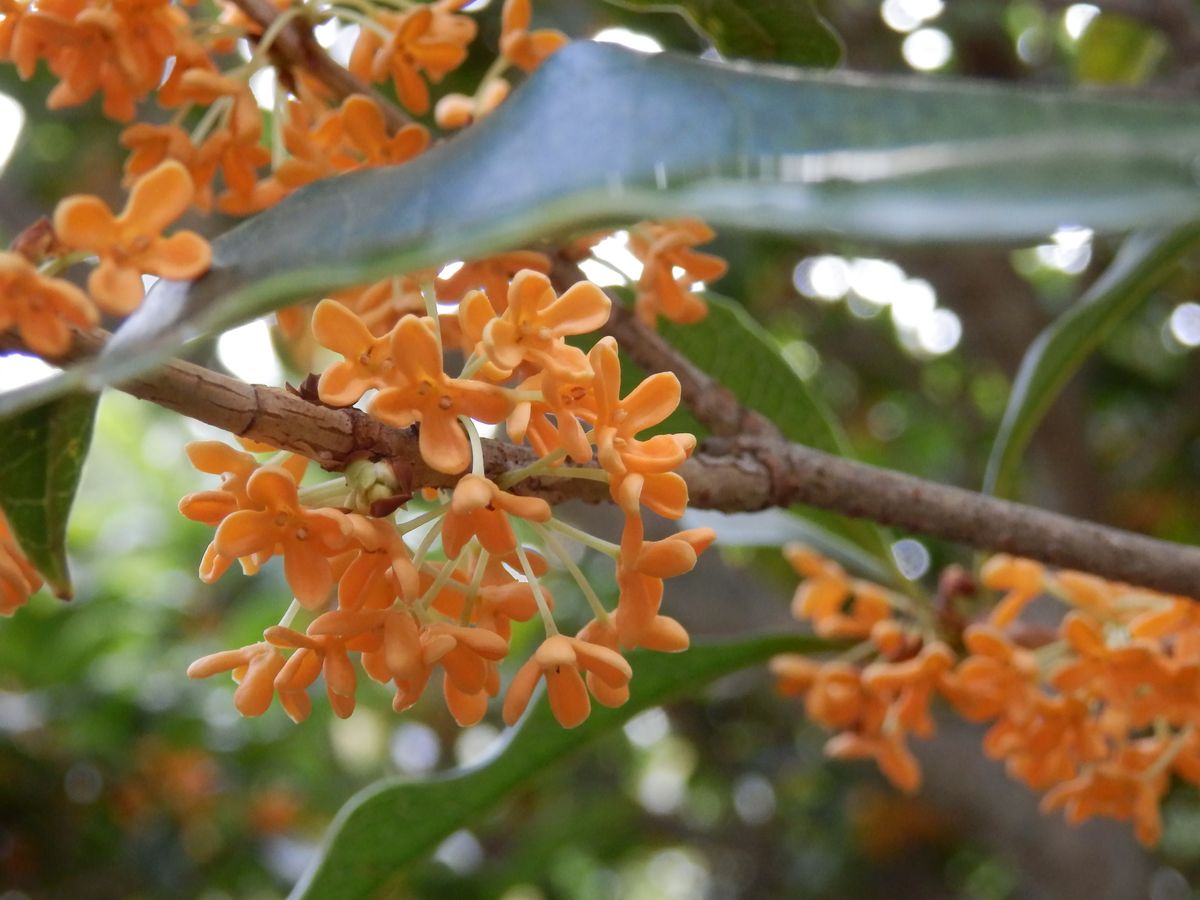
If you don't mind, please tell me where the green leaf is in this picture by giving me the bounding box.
[290,633,833,899]
[1075,13,1166,86]
[661,293,896,566]
[604,0,843,67]
[9,40,1200,416]
[0,393,99,598]
[984,226,1200,498]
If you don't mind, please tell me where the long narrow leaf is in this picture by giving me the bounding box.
[605,0,843,66]
[985,226,1200,497]
[7,41,1200,416]
[291,633,832,899]
[661,293,897,569]
[0,393,99,598]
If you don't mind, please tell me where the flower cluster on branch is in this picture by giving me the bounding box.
[774,547,1200,846]
[4,0,1200,862]
[181,267,712,729]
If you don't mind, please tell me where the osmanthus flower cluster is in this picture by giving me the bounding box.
[0,0,725,361]
[564,219,728,328]
[772,546,1200,846]
[0,0,724,734]
[0,160,210,355]
[182,267,713,729]
[0,0,567,218]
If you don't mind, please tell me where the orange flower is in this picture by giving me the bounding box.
[1040,740,1169,846]
[12,6,146,121]
[423,622,508,725]
[0,250,96,356]
[770,653,822,697]
[120,123,222,212]
[209,89,275,214]
[1051,611,1168,716]
[634,525,717,578]
[506,369,596,463]
[434,78,510,129]
[981,693,1105,790]
[178,440,308,526]
[436,251,551,310]
[340,514,421,606]
[784,544,893,639]
[803,661,871,730]
[351,6,474,115]
[154,37,217,108]
[186,641,285,717]
[980,554,1044,628]
[361,617,507,719]
[213,465,350,608]
[938,625,1038,722]
[628,219,726,326]
[265,625,360,720]
[590,336,694,518]
[336,274,428,336]
[368,315,512,474]
[440,474,552,558]
[479,270,611,380]
[502,634,632,728]
[826,730,922,794]
[340,95,430,167]
[611,512,703,651]
[54,160,211,314]
[265,99,346,195]
[0,510,41,617]
[311,299,404,406]
[575,617,630,708]
[450,291,510,385]
[432,551,548,640]
[498,0,568,72]
[0,0,27,60]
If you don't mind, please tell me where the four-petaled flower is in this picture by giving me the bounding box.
[499,0,568,72]
[590,336,695,518]
[0,250,96,356]
[503,634,632,728]
[186,641,285,717]
[368,315,512,474]
[53,160,211,314]
[479,270,611,380]
[214,466,350,608]
[441,474,552,558]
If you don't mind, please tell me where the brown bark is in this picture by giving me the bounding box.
[5,327,1200,597]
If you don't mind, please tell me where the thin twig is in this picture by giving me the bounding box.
[550,256,778,438]
[4,328,1200,597]
[228,0,411,132]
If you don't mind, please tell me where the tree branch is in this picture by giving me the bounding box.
[229,0,411,133]
[4,328,1200,597]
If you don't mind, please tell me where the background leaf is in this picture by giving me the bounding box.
[7,40,1200,417]
[604,0,843,66]
[984,226,1200,498]
[291,633,833,899]
[660,293,897,569]
[0,392,98,598]
[1075,13,1166,86]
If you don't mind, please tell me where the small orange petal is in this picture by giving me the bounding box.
[140,231,211,280]
[122,160,194,235]
[53,195,117,252]
[87,260,144,316]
